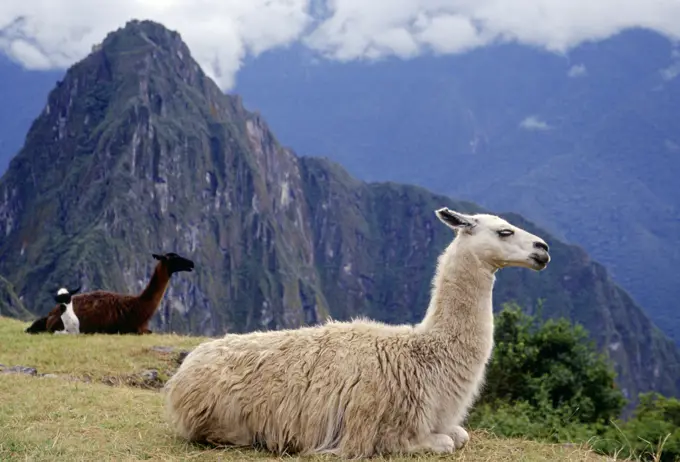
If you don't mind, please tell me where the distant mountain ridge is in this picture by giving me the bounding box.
[232,29,680,344]
[0,20,678,406]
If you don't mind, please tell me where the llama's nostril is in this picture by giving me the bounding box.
[534,241,549,252]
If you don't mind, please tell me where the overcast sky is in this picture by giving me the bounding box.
[1,0,679,90]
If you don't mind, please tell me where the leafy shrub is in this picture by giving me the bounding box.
[468,399,600,443]
[466,302,680,461]
[474,302,626,426]
[594,393,680,462]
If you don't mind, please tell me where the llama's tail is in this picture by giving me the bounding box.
[25,316,48,334]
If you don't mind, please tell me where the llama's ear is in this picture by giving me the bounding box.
[435,208,474,229]
[152,253,164,261]
[69,285,81,295]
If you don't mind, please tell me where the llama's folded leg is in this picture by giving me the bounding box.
[447,425,470,449]
[436,420,470,450]
[407,433,455,454]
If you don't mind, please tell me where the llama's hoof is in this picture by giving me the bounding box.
[416,433,455,454]
[449,425,470,449]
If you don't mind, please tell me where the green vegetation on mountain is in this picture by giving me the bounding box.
[0,20,678,410]
[0,276,30,320]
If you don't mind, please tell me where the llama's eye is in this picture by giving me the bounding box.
[497,229,514,237]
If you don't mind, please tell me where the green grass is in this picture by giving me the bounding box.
[0,317,208,384]
[0,316,618,461]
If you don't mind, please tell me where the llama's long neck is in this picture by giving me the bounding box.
[65,301,75,316]
[138,263,171,317]
[417,240,496,338]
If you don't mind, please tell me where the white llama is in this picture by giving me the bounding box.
[53,286,81,335]
[163,207,551,458]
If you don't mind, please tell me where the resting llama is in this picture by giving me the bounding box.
[25,252,194,335]
[53,286,81,335]
[163,208,551,458]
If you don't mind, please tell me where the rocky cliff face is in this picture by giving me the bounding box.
[0,20,678,403]
[0,20,328,336]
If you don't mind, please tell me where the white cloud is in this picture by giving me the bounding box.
[1,0,680,90]
[660,62,680,80]
[3,38,53,69]
[305,0,680,61]
[520,116,551,131]
[0,0,312,90]
[567,63,587,78]
[660,49,680,81]
[415,14,487,55]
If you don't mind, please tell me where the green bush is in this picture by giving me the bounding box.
[468,399,600,443]
[594,393,680,462]
[474,302,626,426]
[466,302,679,461]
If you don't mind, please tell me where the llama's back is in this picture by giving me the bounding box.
[164,319,425,457]
[45,291,137,333]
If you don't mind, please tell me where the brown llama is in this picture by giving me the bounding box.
[25,252,194,335]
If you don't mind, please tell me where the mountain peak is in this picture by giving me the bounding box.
[113,19,181,41]
[0,17,319,337]
[72,19,206,98]
[11,17,243,192]
[94,19,192,70]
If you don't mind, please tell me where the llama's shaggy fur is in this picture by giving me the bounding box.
[25,252,194,335]
[163,209,551,458]
[53,286,80,335]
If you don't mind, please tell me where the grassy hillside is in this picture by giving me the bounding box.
[0,316,618,461]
